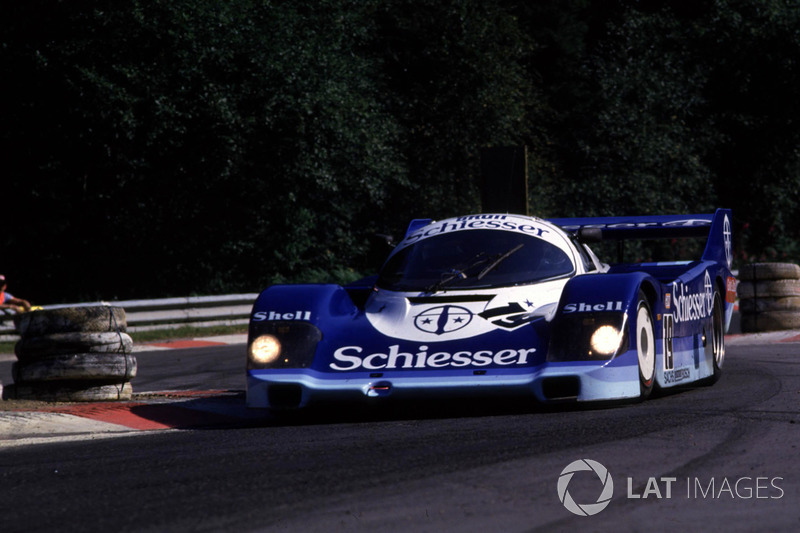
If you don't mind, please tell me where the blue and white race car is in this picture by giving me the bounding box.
[247,209,735,409]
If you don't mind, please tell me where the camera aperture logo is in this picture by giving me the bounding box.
[557,459,614,516]
[557,459,785,517]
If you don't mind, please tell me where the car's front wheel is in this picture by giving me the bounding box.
[635,292,656,399]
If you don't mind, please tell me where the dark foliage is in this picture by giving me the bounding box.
[2,0,798,303]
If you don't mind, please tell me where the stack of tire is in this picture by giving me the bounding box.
[738,263,800,333]
[9,306,136,401]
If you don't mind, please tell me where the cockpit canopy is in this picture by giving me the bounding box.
[377,229,575,292]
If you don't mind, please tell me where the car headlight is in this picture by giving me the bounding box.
[249,334,281,366]
[548,313,628,362]
[247,321,322,370]
[590,325,622,357]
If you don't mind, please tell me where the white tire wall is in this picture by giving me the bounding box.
[12,353,137,382]
[738,263,800,333]
[7,306,135,401]
[14,306,127,337]
[15,332,134,359]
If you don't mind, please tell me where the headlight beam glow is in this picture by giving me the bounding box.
[249,334,282,366]
[590,325,622,357]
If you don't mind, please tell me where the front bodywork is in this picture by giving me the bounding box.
[247,210,735,409]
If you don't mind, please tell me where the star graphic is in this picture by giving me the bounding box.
[525,299,534,308]
[453,317,464,323]
[421,318,432,324]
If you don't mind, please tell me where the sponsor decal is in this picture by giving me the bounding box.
[563,301,623,313]
[726,276,737,304]
[662,218,712,228]
[724,215,733,268]
[329,344,536,371]
[414,305,473,334]
[480,302,526,319]
[253,310,312,321]
[405,299,546,338]
[403,217,550,245]
[369,295,546,342]
[478,302,542,329]
[558,218,712,232]
[672,271,713,324]
[456,214,508,221]
[663,367,691,384]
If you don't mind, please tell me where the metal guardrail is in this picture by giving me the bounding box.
[0,293,259,342]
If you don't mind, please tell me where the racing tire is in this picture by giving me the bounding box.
[703,291,725,384]
[15,331,133,360]
[737,279,800,300]
[14,306,127,338]
[741,311,800,333]
[738,262,800,281]
[739,296,800,314]
[8,381,133,402]
[12,352,138,383]
[635,292,656,400]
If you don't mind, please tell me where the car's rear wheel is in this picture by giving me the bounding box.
[635,292,656,399]
[704,291,725,383]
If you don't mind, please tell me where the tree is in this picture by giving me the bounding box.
[372,0,541,220]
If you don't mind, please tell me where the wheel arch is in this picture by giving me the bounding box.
[637,279,659,313]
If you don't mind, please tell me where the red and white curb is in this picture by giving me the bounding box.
[132,333,246,352]
[1,335,251,447]
[0,390,264,448]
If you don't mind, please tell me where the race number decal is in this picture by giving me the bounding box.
[663,314,674,371]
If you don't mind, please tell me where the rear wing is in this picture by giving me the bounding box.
[548,209,733,268]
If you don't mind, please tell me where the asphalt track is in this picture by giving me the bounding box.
[0,334,799,532]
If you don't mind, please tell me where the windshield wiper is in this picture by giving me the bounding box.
[476,243,524,280]
[425,252,488,293]
[425,269,467,293]
[424,244,524,292]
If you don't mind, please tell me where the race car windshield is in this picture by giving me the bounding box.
[377,229,575,291]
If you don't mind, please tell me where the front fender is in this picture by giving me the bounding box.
[247,284,360,371]
[557,272,656,317]
[548,272,659,363]
[250,284,358,329]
